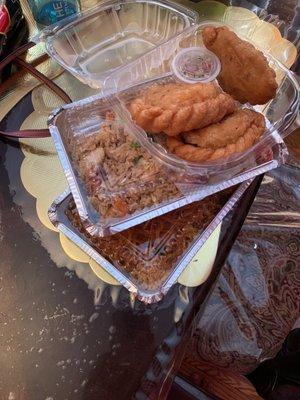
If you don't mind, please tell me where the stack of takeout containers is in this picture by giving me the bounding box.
[38,0,299,302]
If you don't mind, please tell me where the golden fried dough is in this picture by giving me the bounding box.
[203,26,278,105]
[167,109,266,163]
[129,82,237,136]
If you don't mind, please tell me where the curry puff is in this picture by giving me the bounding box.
[129,82,237,136]
[203,26,278,105]
[166,109,266,163]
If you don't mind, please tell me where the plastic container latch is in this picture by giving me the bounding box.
[171,47,221,84]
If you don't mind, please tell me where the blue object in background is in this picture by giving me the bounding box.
[29,0,80,27]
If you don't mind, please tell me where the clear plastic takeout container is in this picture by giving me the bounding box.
[49,88,286,236]
[48,21,298,236]
[48,182,251,303]
[35,0,198,88]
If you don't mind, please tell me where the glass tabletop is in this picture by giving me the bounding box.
[1,0,298,397]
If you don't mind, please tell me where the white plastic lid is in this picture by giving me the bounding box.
[171,46,221,84]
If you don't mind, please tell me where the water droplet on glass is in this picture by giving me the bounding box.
[109,325,116,334]
[89,312,99,323]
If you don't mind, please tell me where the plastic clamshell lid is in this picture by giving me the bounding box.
[35,0,199,89]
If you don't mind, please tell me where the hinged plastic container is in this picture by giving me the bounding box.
[48,182,251,303]
[35,0,199,88]
[49,90,286,236]
[48,21,299,236]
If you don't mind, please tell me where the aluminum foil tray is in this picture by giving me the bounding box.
[48,181,252,303]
